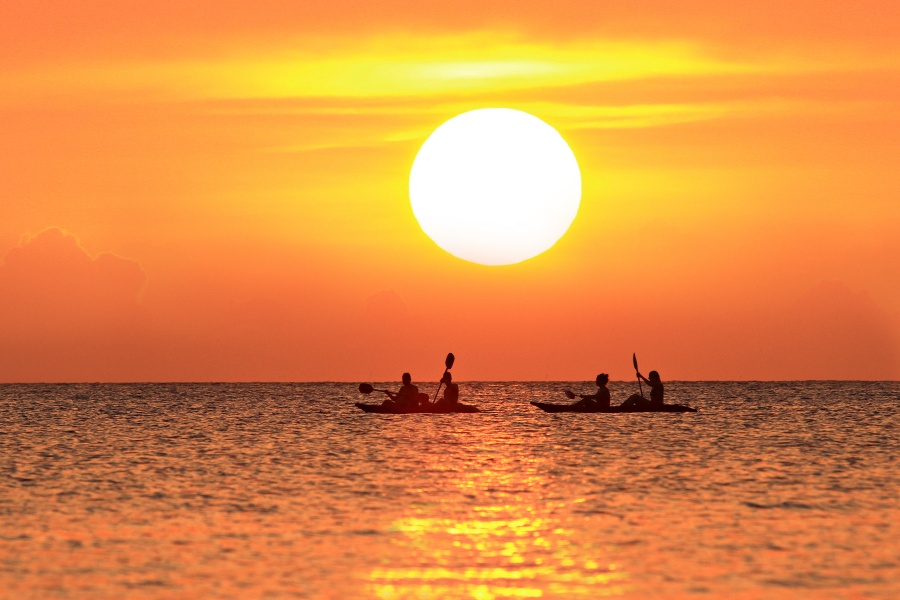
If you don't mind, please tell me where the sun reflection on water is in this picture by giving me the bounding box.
[366,465,629,599]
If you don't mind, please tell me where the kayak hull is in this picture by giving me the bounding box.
[531,401,696,413]
[355,402,481,414]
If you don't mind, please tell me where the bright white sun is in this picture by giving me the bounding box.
[410,108,582,266]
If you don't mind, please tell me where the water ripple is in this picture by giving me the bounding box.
[1,381,898,599]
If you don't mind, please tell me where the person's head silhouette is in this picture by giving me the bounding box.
[648,371,661,384]
[442,372,453,384]
[596,373,609,386]
[402,372,412,385]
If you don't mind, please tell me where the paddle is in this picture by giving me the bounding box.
[563,389,576,400]
[358,383,390,396]
[431,352,455,403]
[633,353,645,399]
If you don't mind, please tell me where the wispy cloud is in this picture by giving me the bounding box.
[2,33,762,102]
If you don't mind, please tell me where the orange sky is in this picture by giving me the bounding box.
[1,1,898,382]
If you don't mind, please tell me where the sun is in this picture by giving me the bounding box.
[409,108,582,266]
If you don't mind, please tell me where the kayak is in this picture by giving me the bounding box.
[531,401,696,413]
[355,402,480,414]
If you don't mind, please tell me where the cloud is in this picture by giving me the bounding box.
[780,281,899,379]
[0,228,148,380]
[0,227,146,329]
[642,279,900,380]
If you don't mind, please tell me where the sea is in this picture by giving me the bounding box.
[1,381,897,599]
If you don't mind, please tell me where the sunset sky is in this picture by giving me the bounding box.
[2,1,898,382]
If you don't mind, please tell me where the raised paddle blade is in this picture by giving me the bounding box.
[564,389,576,400]
[632,352,639,372]
[432,353,456,404]
[358,383,374,394]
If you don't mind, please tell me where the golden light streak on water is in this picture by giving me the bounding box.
[366,465,629,598]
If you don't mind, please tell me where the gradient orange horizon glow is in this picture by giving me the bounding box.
[2,1,898,382]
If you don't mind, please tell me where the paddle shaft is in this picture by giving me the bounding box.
[432,371,448,403]
[359,383,391,396]
[633,353,645,399]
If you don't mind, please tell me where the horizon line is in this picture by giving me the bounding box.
[1,379,897,385]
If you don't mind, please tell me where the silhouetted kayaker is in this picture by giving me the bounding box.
[572,374,611,409]
[383,372,419,409]
[437,372,459,406]
[620,370,664,409]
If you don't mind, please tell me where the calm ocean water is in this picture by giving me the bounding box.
[1,381,897,599]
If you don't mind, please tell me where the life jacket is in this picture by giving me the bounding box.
[396,383,419,407]
[649,383,664,404]
[443,383,459,404]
